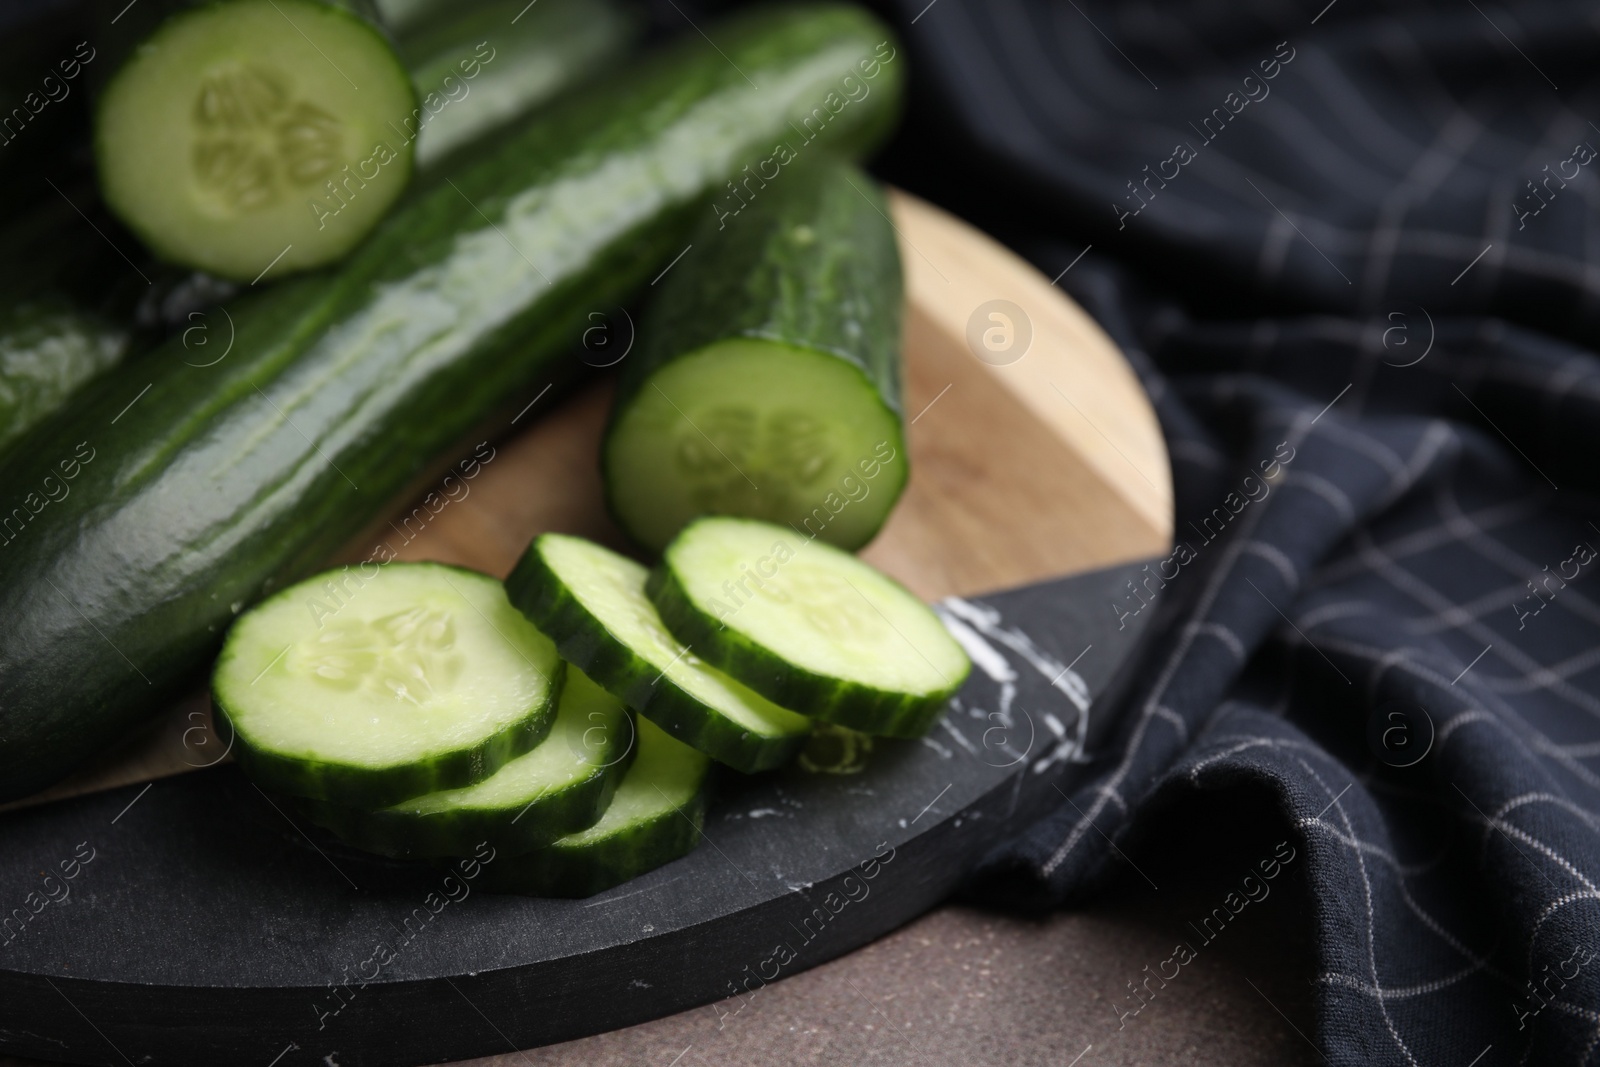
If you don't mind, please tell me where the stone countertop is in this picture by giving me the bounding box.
[445,867,1320,1067]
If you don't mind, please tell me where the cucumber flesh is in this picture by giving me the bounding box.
[507,534,812,774]
[605,339,907,553]
[483,716,711,898]
[303,666,634,859]
[95,0,416,280]
[651,517,970,737]
[214,562,563,806]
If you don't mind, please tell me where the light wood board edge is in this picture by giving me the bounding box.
[886,189,1172,541]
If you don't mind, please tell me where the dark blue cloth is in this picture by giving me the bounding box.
[836,0,1600,1062]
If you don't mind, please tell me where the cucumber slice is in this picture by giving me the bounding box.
[303,666,634,859]
[650,517,970,738]
[214,562,563,806]
[604,158,907,554]
[507,534,811,774]
[95,0,417,280]
[483,716,711,898]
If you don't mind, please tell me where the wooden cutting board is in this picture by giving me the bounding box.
[3,189,1171,815]
[0,191,1173,1067]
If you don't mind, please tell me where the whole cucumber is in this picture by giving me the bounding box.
[0,3,903,802]
[393,0,640,175]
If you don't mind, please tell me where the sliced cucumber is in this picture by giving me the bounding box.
[507,534,811,774]
[604,157,907,553]
[483,716,711,898]
[304,666,634,859]
[650,517,970,738]
[95,0,417,280]
[0,2,902,805]
[215,562,563,806]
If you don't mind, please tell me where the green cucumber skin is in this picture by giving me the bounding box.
[301,740,631,859]
[300,708,637,860]
[226,691,554,808]
[214,569,567,808]
[604,157,908,551]
[371,0,443,37]
[481,782,708,898]
[394,0,639,176]
[647,561,958,739]
[616,156,906,416]
[0,302,129,460]
[506,539,808,774]
[0,4,902,803]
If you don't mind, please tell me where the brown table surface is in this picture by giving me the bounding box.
[2,797,1322,1067]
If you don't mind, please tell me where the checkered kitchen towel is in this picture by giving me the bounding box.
[817,0,1600,1063]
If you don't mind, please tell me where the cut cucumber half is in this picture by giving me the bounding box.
[95,0,417,280]
[215,562,563,806]
[650,517,970,737]
[304,666,634,859]
[604,157,907,554]
[483,716,711,898]
[507,534,811,774]
[605,340,907,553]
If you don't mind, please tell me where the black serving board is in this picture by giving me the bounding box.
[0,560,1156,1067]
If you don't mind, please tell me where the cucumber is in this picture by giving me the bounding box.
[507,534,812,774]
[370,0,442,37]
[483,716,711,898]
[603,156,906,554]
[94,0,418,280]
[0,3,902,804]
[392,0,639,175]
[214,562,564,806]
[127,0,637,333]
[303,666,634,858]
[649,517,969,737]
[0,190,139,454]
[0,302,130,459]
